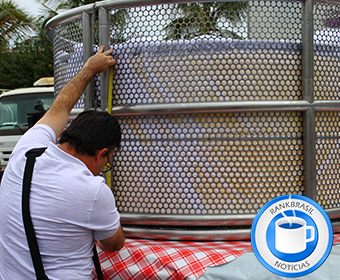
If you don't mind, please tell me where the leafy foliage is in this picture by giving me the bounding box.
[0,0,102,89]
[164,2,247,40]
[0,0,35,49]
[0,0,53,89]
[0,34,53,89]
[110,9,130,44]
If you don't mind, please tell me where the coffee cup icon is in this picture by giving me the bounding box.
[275,217,315,254]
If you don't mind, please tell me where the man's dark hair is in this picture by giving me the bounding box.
[59,110,121,156]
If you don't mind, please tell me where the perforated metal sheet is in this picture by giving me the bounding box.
[314,1,340,209]
[111,2,302,106]
[316,111,340,209]
[314,2,340,100]
[53,18,84,108]
[112,111,304,215]
[248,1,302,41]
[51,1,340,104]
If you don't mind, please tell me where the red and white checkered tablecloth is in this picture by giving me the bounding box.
[93,233,340,280]
[93,238,252,280]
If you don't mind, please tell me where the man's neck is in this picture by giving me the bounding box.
[58,143,96,175]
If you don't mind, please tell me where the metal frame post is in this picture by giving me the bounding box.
[303,108,317,200]
[83,11,94,109]
[98,7,110,111]
[302,0,316,200]
[302,0,314,103]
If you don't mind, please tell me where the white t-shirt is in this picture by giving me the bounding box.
[0,124,121,279]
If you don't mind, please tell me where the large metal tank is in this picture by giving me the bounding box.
[45,0,340,241]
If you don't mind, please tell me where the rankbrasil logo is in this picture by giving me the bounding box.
[251,194,333,277]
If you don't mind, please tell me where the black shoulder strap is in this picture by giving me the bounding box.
[22,148,48,280]
[22,148,104,280]
[93,245,104,279]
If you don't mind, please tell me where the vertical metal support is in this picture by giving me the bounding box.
[303,109,317,200]
[302,0,314,103]
[99,7,110,111]
[83,11,93,109]
[302,0,316,201]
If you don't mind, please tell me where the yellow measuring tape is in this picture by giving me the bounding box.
[107,66,114,189]
[108,66,114,115]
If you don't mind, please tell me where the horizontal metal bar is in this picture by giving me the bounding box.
[109,100,340,116]
[94,0,255,11]
[326,208,340,220]
[331,221,340,235]
[121,213,255,226]
[122,209,340,241]
[124,218,340,240]
[122,209,340,226]
[123,227,251,241]
[313,101,340,111]
[316,0,340,6]
[45,4,93,39]
[111,100,311,116]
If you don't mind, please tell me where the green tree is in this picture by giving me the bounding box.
[0,17,53,89]
[0,0,35,49]
[110,9,130,44]
[164,2,247,40]
[0,46,53,89]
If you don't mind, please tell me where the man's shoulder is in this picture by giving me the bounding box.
[24,124,56,142]
[13,124,56,155]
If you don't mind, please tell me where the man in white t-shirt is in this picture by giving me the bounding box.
[0,46,125,279]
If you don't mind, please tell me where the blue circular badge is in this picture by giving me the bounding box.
[251,194,333,277]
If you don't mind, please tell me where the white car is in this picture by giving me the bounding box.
[0,78,82,168]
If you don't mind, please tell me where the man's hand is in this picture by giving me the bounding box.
[82,46,116,77]
[36,46,116,138]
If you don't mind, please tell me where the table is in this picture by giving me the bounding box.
[93,233,340,280]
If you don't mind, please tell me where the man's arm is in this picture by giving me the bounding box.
[97,224,125,252]
[36,46,116,138]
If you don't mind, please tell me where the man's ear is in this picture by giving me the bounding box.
[95,148,108,162]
